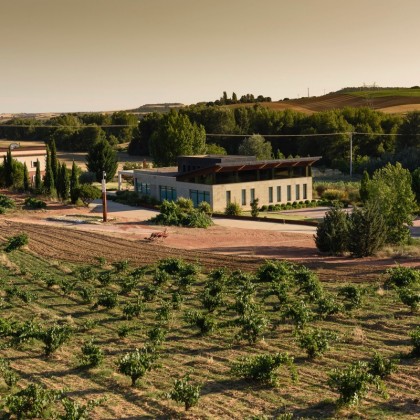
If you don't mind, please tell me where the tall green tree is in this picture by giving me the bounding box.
[43,146,55,195]
[86,140,118,182]
[359,170,370,203]
[23,162,30,191]
[238,134,273,160]
[367,162,416,244]
[50,139,58,185]
[70,161,80,204]
[149,111,206,167]
[58,162,69,200]
[4,149,13,187]
[35,159,42,192]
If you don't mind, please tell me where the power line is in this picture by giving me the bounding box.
[0,124,135,128]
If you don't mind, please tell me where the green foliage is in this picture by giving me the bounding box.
[397,287,420,312]
[385,265,420,288]
[296,328,338,358]
[359,170,370,202]
[70,161,80,204]
[4,233,29,252]
[112,259,130,273]
[0,194,15,208]
[117,346,159,386]
[24,197,47,209]
[168,373,201,411]
[79,340,104,368]
[95,291,118,309]
[367,352,398,378]
[238,134,273,160]
[338,285,364,311]
[0,358,19,388]
[3,383,63,419]
[315,205,348,255]
[224,202,242,216]
[38,323,73,356]
[235,311,268,344]
[409,327,420,357]
[86,139,118,182]
[59,396,106,420]
[9,319,41,348]
[257,260,295,283]
[205,143,227,155]
[328,361,386,406]
[294,267,324,302]
[250,198,259,218]
[366,163,416,244]
[149,110,206,166]
[122,299,145,320]
[282,300,312,329]
[184,310,217,335]
[74,184,101,207]
[230,352,296,387]
[147,325,167,346]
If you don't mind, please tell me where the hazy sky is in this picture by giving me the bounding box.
[1,0,419,113]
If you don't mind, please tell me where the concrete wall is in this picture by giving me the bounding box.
[131,170,313,212]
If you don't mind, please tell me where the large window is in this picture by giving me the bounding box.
[287,185,291,201]
[159,186,177,202]
[303,183,307,200]
[295,184,300,201]
[136,181,151,195]
[190,189,210,207]
[226,191,231,205]
[250,188,255,204]
[268,186,273,203]
[276,186,281,202]
[241,189,246,206]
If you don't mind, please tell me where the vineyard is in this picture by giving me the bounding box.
[0,228,419,419]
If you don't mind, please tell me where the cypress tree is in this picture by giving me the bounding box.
[23,162,30,191]
[60,163,70,201]
[359,170,370,203]
[35,159,42,193]
[50,139,58,186]
[5,149,13,187]
[43,146,55,195]
[70,161,79,204]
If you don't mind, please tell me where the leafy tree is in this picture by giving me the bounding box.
[347,202,387,257]
[315,205,349,255]
[238,134,272,160]
[366,162,416,244]
[411,167,420,203]
[74,184,101,207]
[396,111,420,151]
[149,111,206,166]
[86,139,118,182]
[359,170,370,203]
[70,161,79,204]
[205,143,227,155]
[296,328,338,358]
[38,323,73,357]
[168,373,201,411]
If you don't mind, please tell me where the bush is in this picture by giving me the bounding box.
[24,197,47,209]
[74,184,101,206]
[338,285,364,311]
[112,259,130,273]
[409,327,420,357]
[117,346,159,386]
[397,287,420,312]
[122,299,145,320]
[147,325,167,346]
[322,189,346,201]
[282,300,312,329]
[235,311,268,344]
[38,323,73,357]
[0,194,15,208]
[95,291,118,309]
[78,171,96,184]
[168,373,201,411]
[315,206,349,255]
[0,358,19,388]
[4,233,29,253]
[184,310,217,335]
[224,202,242,216]
[4,383,63,419]
[327,361,385,406]
[60,396,105,420]
[79,340,104,368]
[367,352,398,378]
[250,198,259,218]
[385,266,420,289]
[296,328,338,358]
[230,352,297,387]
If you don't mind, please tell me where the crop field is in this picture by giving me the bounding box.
[0,223,419,419]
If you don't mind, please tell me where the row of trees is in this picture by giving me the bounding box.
[207,91,272,106]
[316,163,417,255]
[128,106,420,172]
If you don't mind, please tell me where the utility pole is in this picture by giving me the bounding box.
[349,132,353,177]
[101,171,107,222]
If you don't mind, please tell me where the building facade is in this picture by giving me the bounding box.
[118,155,321,212]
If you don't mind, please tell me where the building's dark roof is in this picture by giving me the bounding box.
[176,156,321,180]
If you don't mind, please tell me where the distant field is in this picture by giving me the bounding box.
[347,88,420,98]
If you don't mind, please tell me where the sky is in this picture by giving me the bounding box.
[1,0,420,113]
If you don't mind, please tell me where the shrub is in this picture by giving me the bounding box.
[315,294,342,319]
[367,352,398,378]
[74,266,96,281]
[184,310,217,335]
[98,271,113,286]
[3,383,63,419]
[112,259,130,273]
[315,205,349,255]
[409,327,420,357]
[168,373,201,411]
[171,291,184,309]
[385,266,420,289]
[9,319,41,348]
[95,291,118,309]
[79,340,104,368]
[156,302,172,322]
[322,189,346,201]
[60,397,106,420]
[230,352,296,387]
[294,267,324,302]
[185,210,213,228]
[282,300,312,329]
[257,260,295,283]
[0,194,16,208]
[74,184,101,206]
[77,286,95,304]
[117,323,136,338]
[38,323,73,356]
[153,268,171,286]
[4,233,29,252]
[338,285,364,311]
[224,202,242,216]
[397,287,420,312]
[24,197,47,209]
[0,358,19,388]
[296,328,338,358]
[147,325,167,346]
[117,346,159,386]
[200,288,224,312]
[250,198,259,218]
[122,299,145,320]
[327,361,385,406]
[119,277,139,295]
[235,311,268,344]
[197,201,212,215]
